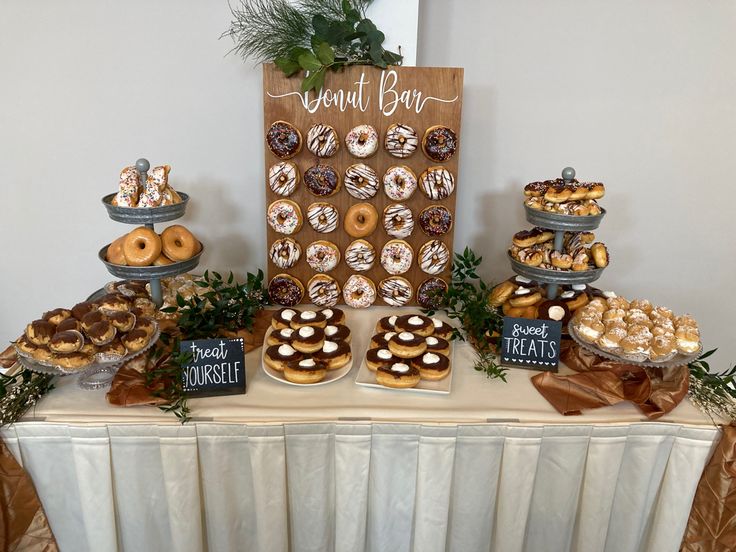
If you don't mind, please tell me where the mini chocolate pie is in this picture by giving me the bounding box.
[313,340,352,370]
[365,347,399,371]
[25,320,56,345]
[98,293,131,313]
[290,310,327,329]
[49,330,84,353]
[133,317,156,337]
[42,308,72,325]
[52,351,92,371]
[394,314,434,337]
[375,315,398,334]
[319,307,345,325]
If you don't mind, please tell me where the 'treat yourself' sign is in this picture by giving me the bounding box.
[180,338,245,397]
[500,317,562,372]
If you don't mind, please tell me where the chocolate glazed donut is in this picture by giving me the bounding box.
[266,121,302,159]
[304,164,340,197]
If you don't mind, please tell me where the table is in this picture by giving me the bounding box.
[1,308,720,552]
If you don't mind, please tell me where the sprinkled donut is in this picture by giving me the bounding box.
[306,240,341,273]
[383,166,417,201]
[268,274,304,306]
[268,161,299,196]
[419,205,453,237]
[306,123,339,158]
[380,240,414,275]
[342,275,377,308]
[383,203,414,239]
[307,202,338,233]
[113,166,140,207]
[345,239,376,272]
[344,163,379,199]
[417,277,448,309]
[418,240,450,275]
[304,164,340,197]
[422,125,457,162]
[345,124,379,158]
[267,199,303,235]
[379,277,413,307]
[266,120,302,159]
[384,123,418,158]
[307,274,341,307]
[419,167,455,200]
[269,237,301,269]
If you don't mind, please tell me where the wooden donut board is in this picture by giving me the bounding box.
[263,63,463,306]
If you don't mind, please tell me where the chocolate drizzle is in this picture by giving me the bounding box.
[345,240,375,271]
[306,124,339,157]
[307,203,339,233]
[308,275,340,307]
[268,161,298,196]
[344,163,379,199]
[419,240,450,275]
[383,203,414,238]
[378,277,413,307]
[384,123,418,158]
[269,238,301,269]
[419,167,455,200]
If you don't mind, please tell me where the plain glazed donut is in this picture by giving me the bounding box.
[344,203,378,238]
[123,227,162,267]
[153,253,174,266]
[161,225,198,261]
[106,235,128,265]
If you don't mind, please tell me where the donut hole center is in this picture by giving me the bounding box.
[319,215,327,224]
[398,136,406,144]
[277,213,287,223]
[137,242,146,250]
[357,215,365,224]
[174,239,183,248]
[358,132,368,144]
[437,135,446,145]
[392,254,401,262]
[279,175,287,183]
[317,252,326,261]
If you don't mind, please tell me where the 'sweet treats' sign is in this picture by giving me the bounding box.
[500,317,562,372]
[180,338,246,397]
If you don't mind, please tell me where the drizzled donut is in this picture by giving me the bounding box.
[342,275,376,308]
[384,123,418,158]
[345,239,376,272]
[306,123,339,158]
[344,163,379,199]
[268,274,304,306]
[379,277,413,307]
[417,277,448,309]
[307,202,339,233]
[418,240,450,275]
[345,124,379,158]
[422,125,457,162]
[380,240,413,275]
[267,199,303,235]
[266,121,302,159]
[268,161,299,196]
[418,205,453,236]
[304,164,340,197]
[306,240,340,272]
[269,237,301,269]
[383,166,417,201]
[383,203,414,239]
[307,274,341,307]
[419,167,455,200]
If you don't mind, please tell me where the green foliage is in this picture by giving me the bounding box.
[0,368,55,427]
[223,0,402,92]
[688,349,736,422]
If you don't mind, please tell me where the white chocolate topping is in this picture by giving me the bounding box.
[388,316,398,325]
[398,332,414,341]
[548,306,566,321]
[299,359,317,368]
[426,336,439,346]
[278,344,296,356]
[325,325,337,336]
[322,341,339,353]
[384,332,397,340]
[408,316,424,326]
[515,276,532,284]
[432,318,442,328]
[282,309,296,321]
[391,363,410,373]
[560,291,575,299]
[422,353,440,364]
[572,284,586,291]
[377,349,393,360]
[322,309,334,320]
[301,311,317,320]
[298,326,315,338]
[279,328,294,338]
[514,288,531,296]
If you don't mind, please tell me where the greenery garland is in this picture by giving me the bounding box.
[0,369,55,427]
[687,349,736,423]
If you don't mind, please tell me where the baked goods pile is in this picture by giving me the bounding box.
[263,307,352,384]
[14,291,158,372]
[524,178,605,216]
[571,296,701,362]
[105,225,201,267]
[111,164,182,208]
[509,229,609,271]
[365,314,452,388]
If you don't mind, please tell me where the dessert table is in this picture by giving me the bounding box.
[2,308,719,552]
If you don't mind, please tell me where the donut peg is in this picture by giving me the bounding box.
[561,166,576,182]
[136,158,150,173]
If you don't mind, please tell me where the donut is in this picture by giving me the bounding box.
[283,358,327,384]
[395,314,434,337]
[422,125,458,162]
[419,167,455,200]
[137,165,170,208]
[383,203,414,239]
[378,277,413,307]
[112,166,140,207]
[431,318,453,339]
[345,239,376,271]
[537,299,571,325]
[417,277,448,309]
[272,308,298,330]
[509,287,542,307]
[388,332,428,359]
[376,362,421,388]
[344,203,378,238]
[568,183,589,201]
[383,166,417,201]
[321,308,346,326]
[264,344,303,372]
[307,202,339,233]
[384,123,418,158]
[489,281,517,307]
[410,352,451,381]
[380,240,414,275]
[306,123,339,158]
[342,275,376,308]
[585,183,606,200]
[418,205,453,237]
[544,183,572,204]
[290,310,327,329]
[344,124,379,158]
[418,240,450,275]
[551,251,573,270]
[376,316,398,333]
[268,161,299,196]
[267,199,303,235]
[324,323,351,342]
[591,242,609,268]
[153,254,174,266]
[524,181,549,197]
[307,274,341,307]
[106,235,128,265]
[425,335,451,356]
[304,164,340,197]
[366,348,399,372]
[306,240,340,273]
[268,274,304,306]
[266,120,302,159]
[313,340,352,370]
[269,237,301,269]
[344,163,379,199]
[291,325,325,354]
[161,225,197,261]
[123,227,162,267]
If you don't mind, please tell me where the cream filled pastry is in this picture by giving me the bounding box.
[320,307,346,325]
[395,314,434,337]
[290,309,327,329]
[376,362,421,388]
[264,343,303,371]
[283,358,328,384]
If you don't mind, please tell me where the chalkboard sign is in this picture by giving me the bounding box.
[180,338,246,397]
[500,317,562,372]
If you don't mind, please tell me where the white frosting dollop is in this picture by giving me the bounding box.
[299,358,316,368]
[388,315,398,325]
[322,341,338,353]
[298,326,315,338]
[322,309,333,319]
[377,349,392,360]
[548,306,566,321]
[514,288,530,296]
[408,316,424,326]
[560,291,575,299]
[426,336,439,346]
[384,332,396,340]
[603,291,617,298]
[515,276,532,284]
[391,363,410,373]
[301,310,317,320]
[571,284,586,291]
[432,318,442,328]
[282,309,296,321]
[279,328,294,338]
[278,344,296,356]
[422,353,440,364]
[398,332,414,341]
[325,325,337,336]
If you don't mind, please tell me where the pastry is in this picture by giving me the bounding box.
[42,308,72,325]
[344,124,379,158]
[289,309,327,329]
[344,163,379,199]
[153,254,174,266]
[489,281,518,307]
[306,123,339,157]
[371,331,396,349]
[307,203,339,233]
[586,183,606,200]
[313,340,352,370]
[98,293,131,313]
[512,228,554,248]
[410,352,451,381]
[112,166,140,207]
[376,362,421,388]
[596,327,627,352]
[376,315,398,333]
[422,125,457,162]
[304,164,340,197]
[324,323,351,343]
[425,335,450,356]
[267,199,303,235]
[619,334,651,362]
[86,320,117,346]
[590,243,609,268]
[80,311,106,334]
[268,161,299,196]
[159,225,199,263]
[544,182,572,204]
[52,352,92,371]
[137,165,169,208]
[630,299,654,315]
[537,300,571,325]
[268,274,304,306]
[418,205,453,237]
[345,239,376,271]
[291,325,326,354]
[56,318,82,333]
[388,331,428,358]
[122,227,162,266]
[97,339,127,359]
[269,238,301,269]
[395,314,434,337]
[266,120,302,159]
[551,251,573,270]
[320,308,345,326]
[380,240,413,275]
[418,240,450,275]
[283,358,327,384]
[366,347,399,371]
[508,287,542,307]
[342,275,376,308]
[560,290,589,311]
[430,318,453,339]
[675,326,700,354]
[48,330,84,354]
[306,240,340,273]
[108,311,136,332]
[650,334,677,362]
[344,203,378,238]
[25,320,56,346]
[378,277,413,307]
[417,277,448,309]
[106,236,128,265]
[264,343,303,371]
[383,166,417,201]
[384,123,418,158]
[383,203,414,239]
[307,274,341,307]
[575,317,605,343]
[266,328,295,347]
[419,167,455,200]
[272,308,299,330]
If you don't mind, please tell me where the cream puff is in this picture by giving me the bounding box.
[650,334,677,362]
[25,320,56,346]
[108,311,136,333]
[290,309,327,329]
[48,330,84,354]
[97,338,127,359]
[313,340,352,370]
[80,311,106,334]
[52,351,92,371]
[42,308,72,325]
[394,315,434,337]
[376,362,421,388]
[133,317,156,338]
[388,332,427,359]
[575,317,605,343]
[98,293,132,313]
[283,358,327,384]
[86,321,117,346]
[365,347,399,371]
[292,325,325,354]
[121,328,151,353]
[410,352,451,381]
[56,318,82,333]
[264,343,303,371]
[675,326,700,354]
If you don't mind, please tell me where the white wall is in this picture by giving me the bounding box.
[1,0,734,368]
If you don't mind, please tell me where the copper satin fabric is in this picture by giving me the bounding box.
[531,340,689,419]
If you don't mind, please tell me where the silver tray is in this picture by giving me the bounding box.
[524,204,606,232]
[508,252,605,285]
[567,320,702,368]
[101,192,190,224]
[98,244,203,279]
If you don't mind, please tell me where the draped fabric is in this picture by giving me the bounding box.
[0,422,718,552]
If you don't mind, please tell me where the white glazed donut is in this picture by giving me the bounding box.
[419,167,455,200]
[380,240,414,275]
[269,237,301,269]
[306,240,340,272]
[342,275,376,308]
[345,239,375,272]
[306,123,339,157]
[383,166,417,201]
[307,202,339,233]
[418,240,450,275]
[307,274,341,307]
[384,123,418,158]
[113,166,140,207]
[267,199,302,235]
[383,203,414,239]
[345,124,379,158]
[379,277,413,306]
[268,161,299,196]
[344,163,379,199]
